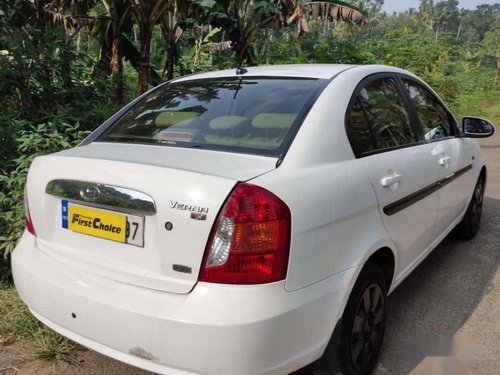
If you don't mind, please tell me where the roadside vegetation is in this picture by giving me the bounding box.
[0,0,499,369]
[0,282,80,368]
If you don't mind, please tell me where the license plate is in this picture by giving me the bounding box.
[61,200,144,247]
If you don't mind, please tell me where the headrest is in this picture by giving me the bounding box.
[155,111,199,127]
[209,116,248,130]
[251,113,297,129]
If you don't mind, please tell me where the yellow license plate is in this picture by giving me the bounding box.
[62,200,145,246]
[66,203,127,243]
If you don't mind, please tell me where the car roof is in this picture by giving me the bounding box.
[173,64,359,81]
[172,64,417,83]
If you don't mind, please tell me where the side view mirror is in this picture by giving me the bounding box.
[462,117,495,138]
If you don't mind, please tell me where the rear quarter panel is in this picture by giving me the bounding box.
[252,161,395,293]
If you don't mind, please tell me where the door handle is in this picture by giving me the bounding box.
[438,156,451,166]
[380,174,402,187]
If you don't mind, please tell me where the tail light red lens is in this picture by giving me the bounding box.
[24,185,36,236]
[199,183,291,284]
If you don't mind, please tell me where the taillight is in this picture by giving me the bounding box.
[24,185,36,235]
[199,183,291,284]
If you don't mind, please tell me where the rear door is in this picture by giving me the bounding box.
[346,73,439,276]
[399,76,476,235]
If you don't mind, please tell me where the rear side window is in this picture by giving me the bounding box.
[347,78,416,157]
[97,77,323,156]
[402,79,453,141]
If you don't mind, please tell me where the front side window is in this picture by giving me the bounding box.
[402,79,453,141]
[97,77,324,156]
[347,77,416,157]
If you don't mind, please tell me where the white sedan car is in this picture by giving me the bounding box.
[13,64,494,375]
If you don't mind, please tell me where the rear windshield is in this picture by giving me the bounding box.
[97,77,324,156]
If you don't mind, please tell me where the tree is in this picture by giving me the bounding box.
[283,0,366,35]
[200,0,366,65]
[199,0,281,65]
[460,4,500,40]
[130,0,169,94]
[481,30,500,84]
[104,0,131,104]
[160,0,204,80]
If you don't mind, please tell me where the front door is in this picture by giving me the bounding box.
[346,74,439,276]
[399,77,476,236]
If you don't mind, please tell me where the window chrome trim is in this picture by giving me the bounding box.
[45,179,157,215]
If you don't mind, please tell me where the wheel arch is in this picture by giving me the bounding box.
[357,239,398,293]
[365,247,396,292]
[480,165,487,185]
[309,243,397,374]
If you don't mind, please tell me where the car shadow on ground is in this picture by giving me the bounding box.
[375,196,500,374]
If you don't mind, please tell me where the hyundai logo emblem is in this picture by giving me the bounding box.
[80,186,101,202]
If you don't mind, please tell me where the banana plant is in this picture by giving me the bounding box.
[130,0,170,94]
[159,0,207,80]
[283,0,367,34]
[102,0,131,104]
[196,0,281,64]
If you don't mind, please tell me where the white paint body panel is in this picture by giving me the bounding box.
[26,152,240,293]
[13,231,360,375]
[358,144,439,275]
[432,138,476,235]
[55,142,278,181]
[12,64,487,374]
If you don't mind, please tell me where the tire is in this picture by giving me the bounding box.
[454,176,485,240]
[339,264,387,375]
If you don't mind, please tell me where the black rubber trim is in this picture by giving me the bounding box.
[438,164,473,189]
[383,164,473,216]
[383,181,440,216]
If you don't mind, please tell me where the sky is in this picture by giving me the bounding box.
[382,0,499,13]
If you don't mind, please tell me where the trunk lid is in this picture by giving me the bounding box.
[26,143,277,293]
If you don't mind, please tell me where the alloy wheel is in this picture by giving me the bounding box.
[471,182,484,231]
[350,284,385,371]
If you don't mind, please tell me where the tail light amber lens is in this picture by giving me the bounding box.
[199,183,291,284]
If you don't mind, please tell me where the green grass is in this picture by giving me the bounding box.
[0,284,80,364]
[0,285,41,344]
[454,91,500,126]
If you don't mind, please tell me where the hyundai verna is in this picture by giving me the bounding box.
[12,65,495,375]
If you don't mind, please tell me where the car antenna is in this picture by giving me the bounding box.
[236,66,248,75]
[233,66,246,99]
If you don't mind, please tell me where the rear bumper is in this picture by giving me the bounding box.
[12,231,358,375]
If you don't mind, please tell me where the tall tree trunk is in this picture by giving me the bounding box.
[111,37,124,104]
[493,57,500,85]
[166,45,175,81]
[34,0,46,27]
[456,20,462,40]
[60,36,73,92]
[109,2,126,104]
[121,37,162,85]
[138,28,152,94]
[17,70,33,119]
[34,0,53,103]
[76,30,82,53]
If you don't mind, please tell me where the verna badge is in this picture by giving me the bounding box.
[80,185,101,202]
[170,200,209,220]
